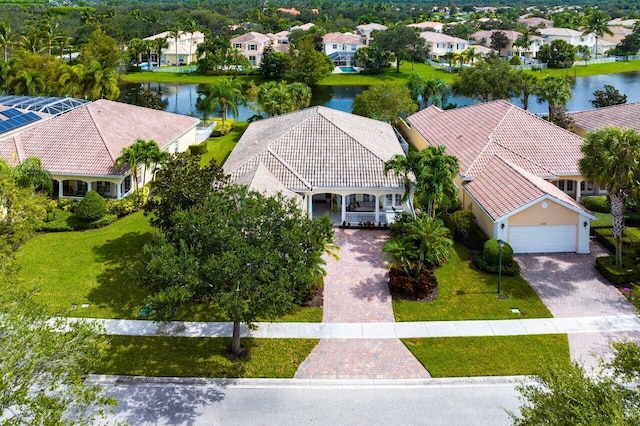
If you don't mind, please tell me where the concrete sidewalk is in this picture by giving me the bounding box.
[64,314,640,339]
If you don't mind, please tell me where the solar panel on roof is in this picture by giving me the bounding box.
[0,110,41,134]
[1,108,22,118]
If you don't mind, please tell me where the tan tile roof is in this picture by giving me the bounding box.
[470,30,542,42]
[464,156,589,220]
[408,21,444,30]
[224,106,405,191]
[539,27,585,37]
[569,102,640,133]
[234,163,303,207]
[323,32,362,45]
[407,100,584,179]
[357,23,388,32]
[231,32,275,44]
[0,99,198,176]
[419,32,466,44]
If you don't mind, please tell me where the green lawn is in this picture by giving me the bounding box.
[96,336,318,378]
[393,243,553,321]
[120,72,261,85]
[15,212,322,322]
[591,212,613,228]
[403,334,570,377]
[532,59,640,79]
[318,62,456,85]
[200,121,248,166]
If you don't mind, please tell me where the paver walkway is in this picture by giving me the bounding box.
[295,229,430,379]
[517,239,639,369]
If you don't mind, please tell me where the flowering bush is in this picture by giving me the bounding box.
[622,287,636,301]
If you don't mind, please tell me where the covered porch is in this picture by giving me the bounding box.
[308,191,406,227]
[551,178,606,201]
[52,175,134,200]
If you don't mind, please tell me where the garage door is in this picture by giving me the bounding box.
[508,225,576,254]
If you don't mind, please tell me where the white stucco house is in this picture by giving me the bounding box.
[144,31,205,66]
[322,32,364,67]
[230,31,287,67]
[223,106,408,226]
[538,27,596,53]
[469,30,543,58]
[419,32,469,59]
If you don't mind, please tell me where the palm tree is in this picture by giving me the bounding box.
[13,157,53,194]
[39,19,61,55]
[443,51,455,66]
[0,22,15,62]
[583,9,613,60]
[152,37,168,66]
[579,127,640,267]
[83,61,120,100]
[0,58,16,94]
[405,74,426,102]
[127,38,145,64]
[197,78,244,126]
[18,31,45,54]
[462,46,482,65]
[182,18,200,65]
[57,63,84,97]
[514,71,538,110]
[115,143,145,193]
[422,78,451,108]
[169,26,183,67]
[383,153,420,218]
[535,76,572,123]
[415,145,459,218]
[452,51,465,68]
[10,68,45,96]
[288,82,312,110]
[258,81,291,116]
[513,31,533,58]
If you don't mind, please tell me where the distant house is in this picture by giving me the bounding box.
[230,31,283,67]
[144,31,205,66]
[517,16,553,29]
[569,102,640,137]
[356,23,387,45]
[400,100,596,254]
[290,22,315,32]
[322,32,364,67]
[408,21,444,33]
[0,96,199,200]
[469,30,543,59]
[419,32,468,59]
[608,18,639,28]
[538,27,596,53]
[223,106,407,226]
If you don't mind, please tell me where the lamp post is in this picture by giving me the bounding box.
[498,239,505,295]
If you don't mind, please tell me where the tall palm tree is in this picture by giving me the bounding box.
[287,82,312,110]
[127,38,145,64]
[57,63,85,98]
[405,74,426,102]
[462,46,482,65]
[443,51,455,66]
[197,78,244,126]
[152,37,168,66]
[18,31,45,54]
[0,58,16,94]
[513,31,533,58]
[422,78,451,108]
[535,76,572,123]
[0,22,15,62]
[579,127,640,267]
[583,9,613,60]
[182,18,200,64]
[383,153,419,218]
[169,26,183,67]
[514,71,538,110]
[39,19,61,56]
[115,143,145,193]
[415,145,459,218]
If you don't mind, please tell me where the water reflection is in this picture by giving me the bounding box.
[119,71,640,120]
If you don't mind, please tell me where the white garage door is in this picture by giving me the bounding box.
[508,225,576,254]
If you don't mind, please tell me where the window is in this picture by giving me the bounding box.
[332,44,338,49]
[233,43,242,49]
[249,55,256,65]
[248,44,257,51]
[395,194,402,205]
[557,181,564,190]
[566,180,574,191]
[124,176,132,193]
[362,194,371,202]
[580,181,594,191]
[385,194,393,207]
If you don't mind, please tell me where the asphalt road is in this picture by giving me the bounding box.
[101,378,525,425]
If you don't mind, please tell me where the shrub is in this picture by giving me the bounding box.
[107,193,144,217]
[56,198,79,213]
[595,256,640,284]
[80,214,117,229]
[447,210,477,241]
[388,266,438,300]
[211,118,235,137]
[509,56,522,65]
[75,191,107,221]
[580,196,609,213]
[188,142,208,155]
[474,239,520,275]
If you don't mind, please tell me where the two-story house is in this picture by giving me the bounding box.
[230,32,282,67]
[322,32,364,67]
[538,27,596,54]
[469,30,543,59]
[419,32,468,60]
[144,31,205,66]
[355,23,387,45]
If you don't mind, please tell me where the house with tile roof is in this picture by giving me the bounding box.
[469,30,543,59]
[230,31,283,67]
[538,27,596,53]
[322,32,364,67]
[569,102,640,137]
[408,21,444,33]
[0,97,199,200]
[356,23,387,46]
[144,31,205,66]
[400,100,596,253]
[223,106,407,226]
[419,32,469,60]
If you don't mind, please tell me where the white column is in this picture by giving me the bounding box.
[576,180,582,201]
[58,180,63,198]
[116,181,122,200]
[341,195,346,224]
[87,181,92,192]
[375,195,380,224]
[308,194,313,219]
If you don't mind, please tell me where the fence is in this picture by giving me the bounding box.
[150,65,197,73]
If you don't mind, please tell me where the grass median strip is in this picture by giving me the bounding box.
[96,336,318,378]
[393,243,553,321]
[403,334,570,377]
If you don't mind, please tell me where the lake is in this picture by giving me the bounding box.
[119,71,640,121]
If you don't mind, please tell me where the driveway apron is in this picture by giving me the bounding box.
[295,229,430,379]
[517,240,639,369]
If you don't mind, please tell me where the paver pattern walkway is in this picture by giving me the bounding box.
[295,229,430,379]
[517,239,639,369]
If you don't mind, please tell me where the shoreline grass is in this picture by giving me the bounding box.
[200,120,248,166]
[403,334,570,377]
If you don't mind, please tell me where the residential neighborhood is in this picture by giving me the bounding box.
[2,0,640,424]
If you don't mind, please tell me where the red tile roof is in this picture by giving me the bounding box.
[464,156,590,220]
[570,102,640,133]
[407,100,584,179]
[0,99,198,176]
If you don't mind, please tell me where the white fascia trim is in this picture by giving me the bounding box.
[494,194,597,221]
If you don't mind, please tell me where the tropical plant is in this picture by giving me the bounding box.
[405,74,426,102]
[535,76,572,124]
[83,61,120,100]
[57,63,85,98]
[582,8,612,60]
[352,84,417,123]
[115,143,145,192]
[579,127,640,268]
[196,78,244,125]
[169,26,183,66]
[462,46,482,65]
[0,22,15,62]
[12,157,53,194]
[538,39,576,68]
[590,85,627,108]
[513,71,538,110]
[422,78,451,108]
[256,81,311,116]
[513,31,532,57]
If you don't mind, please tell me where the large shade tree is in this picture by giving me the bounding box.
[374,25,424,73]
[141,157,334,357]
[352,83,417,123]
[579,127,640,267]
[452,58,517,102]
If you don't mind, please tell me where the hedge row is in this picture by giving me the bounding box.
[595,256,640,284]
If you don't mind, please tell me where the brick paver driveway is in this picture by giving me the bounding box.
[517,240,639,369]
[295,229,430,379]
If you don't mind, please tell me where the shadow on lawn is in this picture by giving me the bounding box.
[88,230,154,318]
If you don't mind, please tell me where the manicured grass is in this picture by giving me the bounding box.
[591,212,613,228]
[120,72,260,85]
[96,336,318,378]
[200,121,248,166]
[403,334,570,377]
[15,211,322,322]
[393,243,553,321]
[318,62,456,85]
[532,59,640,79]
